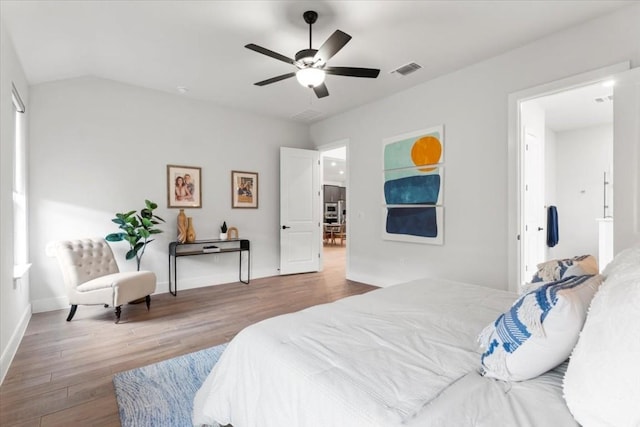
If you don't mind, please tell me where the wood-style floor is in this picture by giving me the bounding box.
[0,244,375,426]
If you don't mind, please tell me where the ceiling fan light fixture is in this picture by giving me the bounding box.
[296,67,325,88]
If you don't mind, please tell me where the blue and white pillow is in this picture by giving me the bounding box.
[530,255,598,283]
[479,274,603,381]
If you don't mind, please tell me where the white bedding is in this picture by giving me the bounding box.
[193,278,577,426]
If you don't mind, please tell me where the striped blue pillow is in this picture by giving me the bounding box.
[479,274,602,381]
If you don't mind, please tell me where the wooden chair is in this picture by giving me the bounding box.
[334,222,346,245]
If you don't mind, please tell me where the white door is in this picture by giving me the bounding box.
[522,128,546,283]
[280,147,320,275]
[613,67,640,253]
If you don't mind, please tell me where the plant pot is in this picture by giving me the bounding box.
[219,232,227,240]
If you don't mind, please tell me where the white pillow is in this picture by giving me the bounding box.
[602,242,640,280]
[563,262,640,426]
[478,274,603,381]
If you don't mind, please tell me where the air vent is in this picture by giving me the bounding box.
[594,95,613,103]
[291,109,323,122]
[391,62,422,76]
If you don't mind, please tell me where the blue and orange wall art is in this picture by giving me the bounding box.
[382,126,444,244]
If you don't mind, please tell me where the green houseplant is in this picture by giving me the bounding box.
[106,200,165,271]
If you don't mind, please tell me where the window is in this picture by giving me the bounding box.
[12,83,29,278]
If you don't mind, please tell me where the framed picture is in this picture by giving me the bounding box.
[232,171,258,209]
[167,165,202,208]
[382,125,445,245]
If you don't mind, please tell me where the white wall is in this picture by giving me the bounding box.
[310,4,640,289]
[0,24,31,383]
[552,124,613,264]
[28,77,311,312]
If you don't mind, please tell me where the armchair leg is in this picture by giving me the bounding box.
[66,305,78,322]
[115,306,122,324]
[145,295,151,310]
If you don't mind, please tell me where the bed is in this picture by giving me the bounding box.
[193,247,640,427]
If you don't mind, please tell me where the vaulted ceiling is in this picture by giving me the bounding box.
[1,1,633,123]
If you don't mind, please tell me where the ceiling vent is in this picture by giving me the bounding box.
[391,62,422,76]
[291,109,324,122]
[594,95,613,103]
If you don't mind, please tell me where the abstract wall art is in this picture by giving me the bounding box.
[382,126,444,244]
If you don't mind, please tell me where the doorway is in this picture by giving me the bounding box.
[520,83,614,284]
[507,62,631,291]
[320,141,348,273]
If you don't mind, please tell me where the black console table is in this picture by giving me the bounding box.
[168,238,250,296]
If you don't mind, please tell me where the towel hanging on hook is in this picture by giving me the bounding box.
[547,206,559,247]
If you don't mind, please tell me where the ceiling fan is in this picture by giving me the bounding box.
[245,10,380,98]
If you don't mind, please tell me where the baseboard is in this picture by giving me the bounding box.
[0,303,31,386]
[346,271,389,288]
[31,295,68,313]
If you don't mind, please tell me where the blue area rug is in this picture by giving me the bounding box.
[113,343,227,427]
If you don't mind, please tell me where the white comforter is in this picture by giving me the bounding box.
[193,278,577,427]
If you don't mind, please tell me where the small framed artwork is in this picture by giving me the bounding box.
[232,171,258,209]
[167,165,202,208]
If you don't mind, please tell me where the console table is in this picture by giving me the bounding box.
[168,238,250,296]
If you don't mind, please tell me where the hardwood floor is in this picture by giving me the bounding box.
[0,244,375,426]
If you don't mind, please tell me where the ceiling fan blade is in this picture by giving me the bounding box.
[245,43,295,65]
[254,72,296,86]
[325,66,380,78]
[313,30,351,63]
[313,83,329,98]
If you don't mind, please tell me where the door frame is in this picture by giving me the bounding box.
[507,61,630,291]
[318,139,349,276]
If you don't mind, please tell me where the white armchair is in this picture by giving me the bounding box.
[54,237,157,323]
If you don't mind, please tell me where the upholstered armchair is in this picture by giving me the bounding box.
[54,237,156,323]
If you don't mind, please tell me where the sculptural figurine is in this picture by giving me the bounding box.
[186,217,196,243]
[177,209,187,243]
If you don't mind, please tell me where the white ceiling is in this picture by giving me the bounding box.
[1,1,633,123]
[531,82,614,132]
[322,146,347,185]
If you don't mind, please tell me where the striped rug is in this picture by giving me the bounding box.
[113,343,227,427]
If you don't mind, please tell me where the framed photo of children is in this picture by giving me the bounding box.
[232,171,258,209]
[167,165,202,208]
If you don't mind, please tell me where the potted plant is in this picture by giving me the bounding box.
[220,221,228,240]
[106,200,165,271]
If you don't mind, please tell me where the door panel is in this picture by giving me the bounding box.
[280,147,320,275]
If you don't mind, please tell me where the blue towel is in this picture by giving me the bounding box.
[547,206,559,247]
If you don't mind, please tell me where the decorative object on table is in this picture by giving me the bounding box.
[219,221,228,240]
[106,200,165,271]
[186,217,196,243]
[231,170,258,208]
[227,226,239,239]
[167,164,202,208]
[382,125,444,245]
[177,209,187,243]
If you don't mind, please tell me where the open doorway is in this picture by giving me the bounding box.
[509,63,640,291]
[519,81,614,287]
[320,143,347,271]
